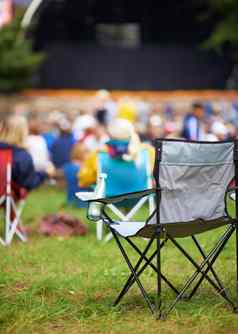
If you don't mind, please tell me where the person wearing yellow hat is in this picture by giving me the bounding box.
[117,98,137,123]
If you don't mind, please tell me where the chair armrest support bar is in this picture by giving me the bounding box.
[88,188,157,205]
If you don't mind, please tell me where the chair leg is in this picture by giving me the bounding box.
[110,227,155,314]
[189,235,228,299]
[7,199,23,244]
[236,224,238,294]
[0,238,5,246]
[114,236,155,306]
[170,236,226,295]
[96,220,103,240]
[5,196,11,245]
[15,201,27,242]
[114,241,179,307]
[188,249,235,305]
[15,218,28,242]
[163,225,236,318]
[156,226,162,319]
[126,238,179,295]
[104,232,113,242]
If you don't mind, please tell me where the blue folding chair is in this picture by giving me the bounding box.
[77,147,155,241]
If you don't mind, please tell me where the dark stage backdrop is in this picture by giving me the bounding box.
[37,43,231,90]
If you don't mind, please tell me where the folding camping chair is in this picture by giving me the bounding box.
[81,139,238,319]
[0,148,27,246]
[77,147,155,241]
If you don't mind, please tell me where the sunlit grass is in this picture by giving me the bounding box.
[0,186,238,333]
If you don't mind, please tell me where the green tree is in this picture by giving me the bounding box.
[204,0,238,60]
[0,17,44,93]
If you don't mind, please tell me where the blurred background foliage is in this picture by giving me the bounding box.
[1,1,238,92]
[0,17,44,93]
[205,0,238,61]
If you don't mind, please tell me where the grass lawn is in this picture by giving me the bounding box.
[1,185,238,334]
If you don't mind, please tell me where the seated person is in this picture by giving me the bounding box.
[63,143,90,207]
[26,115,52,171]
[78,119,154,199]
[41,116,58,152]
[51,117,75,168]
[0,115,55,197]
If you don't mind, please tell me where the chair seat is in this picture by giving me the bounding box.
[110,217,230,238]
[110,221,147,238]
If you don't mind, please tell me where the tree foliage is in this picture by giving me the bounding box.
[205,0,238,60]
[0,17,44,93]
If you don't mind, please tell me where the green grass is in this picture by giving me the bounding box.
[0,186,238,333]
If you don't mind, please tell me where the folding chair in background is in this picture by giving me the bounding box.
[0,148,27,246]
[80,139,238,319]
[77,147,155,241]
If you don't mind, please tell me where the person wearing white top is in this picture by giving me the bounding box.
[26,134,52,171]
[26,116,52,171]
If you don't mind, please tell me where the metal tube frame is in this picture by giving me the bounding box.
[95,140,238,319]
[188,235,226,299]
[234,141,238,294]
[163,225,236,317]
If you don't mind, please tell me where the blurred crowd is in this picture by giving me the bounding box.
[2,89,238,208]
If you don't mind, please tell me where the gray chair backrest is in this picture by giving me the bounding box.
[155,140,235,224]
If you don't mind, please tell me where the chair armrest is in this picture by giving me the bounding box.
[75,173,108,202]
[87,188,156,205]
[75,191,99,201]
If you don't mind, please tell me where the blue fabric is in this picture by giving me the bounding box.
[99,149,149,197]
[204,102,214,119]
[63,162,88,208]
[181,114,200,140]
[42,132,57,152]
[0,142,47,191]
[106,139,129,158]
[51,134,75,168]
[232,102,238,127]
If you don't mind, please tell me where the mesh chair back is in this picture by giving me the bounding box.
[0,148,12,197]
[155,140,235,224]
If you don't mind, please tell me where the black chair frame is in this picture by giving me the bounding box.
[89,140,238,319]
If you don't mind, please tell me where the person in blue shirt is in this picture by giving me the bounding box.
[42,131,57,152]
[63,142,90,207]
[181,102,205,141]
[51,118,76,168]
